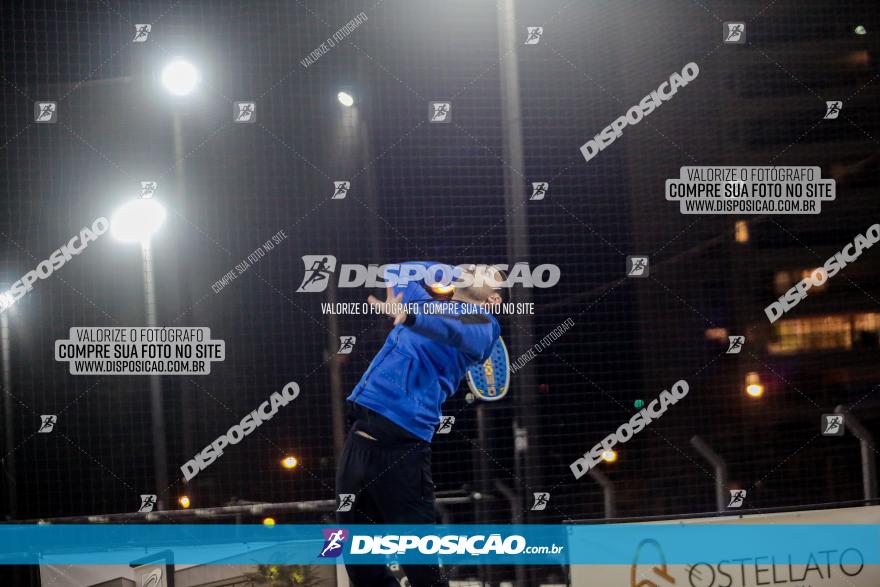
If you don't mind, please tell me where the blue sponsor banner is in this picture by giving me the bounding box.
[0,524,877,565]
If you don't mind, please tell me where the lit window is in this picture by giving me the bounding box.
[773,269,829,295]
[768,313,880,354]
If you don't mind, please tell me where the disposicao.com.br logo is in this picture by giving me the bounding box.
[326,530,564,558]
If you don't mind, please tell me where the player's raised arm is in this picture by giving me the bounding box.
[403,304,499,363]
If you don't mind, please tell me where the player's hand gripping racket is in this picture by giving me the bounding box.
[466,337,510,401]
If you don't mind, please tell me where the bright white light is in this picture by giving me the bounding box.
[601,449,618,463]
[0,291,13,310]
[161,59,200,96]
[111,199,167,243]
[337,91,354,107]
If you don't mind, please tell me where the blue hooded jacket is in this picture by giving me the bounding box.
[347,262,501,442]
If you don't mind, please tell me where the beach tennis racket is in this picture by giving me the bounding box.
[466,336,510,401]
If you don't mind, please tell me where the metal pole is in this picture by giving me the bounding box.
[494,480,522,524]
[587,469,616,519]
[690,435,728,512]
[473,404,491,586]
[835,405,877,501]
[474,404,491,523]
[496,4,537,579]
[495,480,527,587]
[142,242,169,509]
[0,311,15,518]
[497,0,538,496]
[327,279,346,459]
[172,111,196,477]
[21,494,486,523]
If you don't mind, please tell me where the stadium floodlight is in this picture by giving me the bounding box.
[280,455,299,470]
[178,495,191,509]
[337,91,354,107]
[111,199,167,243]
[161,59,200,96]
[601,449,618,464]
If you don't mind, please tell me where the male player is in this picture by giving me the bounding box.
[336,261,504,587]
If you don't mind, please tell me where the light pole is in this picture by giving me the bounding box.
[111,197,168,507]
[160,58,200,493]
[327,87,362,459]
[159,60,199,179]
[0,296,15,519]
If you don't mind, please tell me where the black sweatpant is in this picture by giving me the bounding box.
[336,402,448,587]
